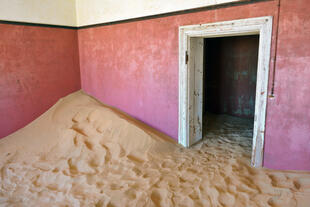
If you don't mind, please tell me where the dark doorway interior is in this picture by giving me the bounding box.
[203,35,259,149]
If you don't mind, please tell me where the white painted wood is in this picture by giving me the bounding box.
[178,16,273,167]
[178,26,189,147]
[251,17,273,167]
[188,37,204,145]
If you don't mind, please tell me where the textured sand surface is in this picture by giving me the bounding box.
[0,91,310,207]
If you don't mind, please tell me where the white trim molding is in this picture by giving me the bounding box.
[178,16,273,167]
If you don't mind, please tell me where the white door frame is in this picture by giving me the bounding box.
[178,16,273,167]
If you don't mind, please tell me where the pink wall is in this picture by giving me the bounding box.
[78,3,278,137]
[78,0,310,171]
[78,1,278,139]
[263,0,310,170]
[0,24,81,138]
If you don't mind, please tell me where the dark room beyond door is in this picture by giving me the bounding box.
[203,35,259,160]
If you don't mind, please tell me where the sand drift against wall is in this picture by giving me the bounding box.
[0,91,309,206]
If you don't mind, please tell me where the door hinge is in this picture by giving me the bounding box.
[185,51,188,64]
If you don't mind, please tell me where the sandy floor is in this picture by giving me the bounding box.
[0,91,310,207]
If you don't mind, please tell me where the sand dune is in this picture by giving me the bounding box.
[0,91,309,207]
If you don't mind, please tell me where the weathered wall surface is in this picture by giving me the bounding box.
[78,1,277,140]
[0,0,77,26]
[0,24,81,138]
[78,0,310,171]
[204,36,259,118]
[263,0,310,170]
[75,0,241,26]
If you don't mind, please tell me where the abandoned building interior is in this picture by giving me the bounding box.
[0,0,309,206]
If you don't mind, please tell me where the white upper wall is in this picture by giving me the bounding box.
[0,0,77,26]
[0,0,241,27]
[76,0,241,26]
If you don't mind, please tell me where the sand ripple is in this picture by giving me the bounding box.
[0,91,309,207]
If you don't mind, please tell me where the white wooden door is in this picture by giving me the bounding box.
[188,37,204,145]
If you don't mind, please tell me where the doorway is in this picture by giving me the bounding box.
[178,17,273,167]
[203,35,259,161]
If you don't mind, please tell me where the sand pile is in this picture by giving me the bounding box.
[0,91,309,207]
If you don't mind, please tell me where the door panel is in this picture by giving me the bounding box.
[188,37,204,145]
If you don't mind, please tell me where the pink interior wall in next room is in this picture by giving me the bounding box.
[204,36,259,119]
[78,0,310,170]
[0,24,81,138]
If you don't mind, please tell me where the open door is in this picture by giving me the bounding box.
[179,17,272,167]
[188,37,204,145]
